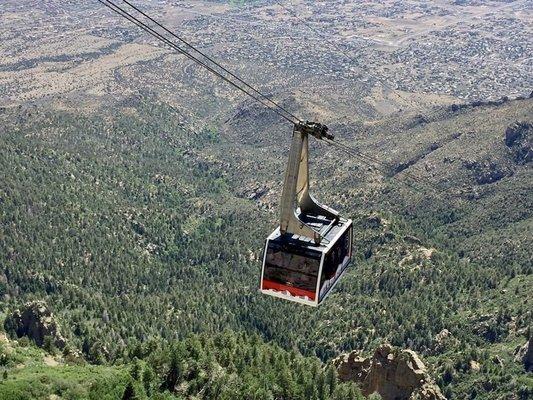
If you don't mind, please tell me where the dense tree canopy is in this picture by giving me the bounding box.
[0,99,531,399]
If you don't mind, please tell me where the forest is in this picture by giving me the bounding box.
[0,97,531,399]
[0,328,364,399]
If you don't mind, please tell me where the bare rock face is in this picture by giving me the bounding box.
[514,340,533,372]
[410,384,447,400]
[4,301,66,349]
[336,352,372,382]
[334,344,446,400]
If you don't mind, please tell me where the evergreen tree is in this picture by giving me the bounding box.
[162,349,182,392]
[121,381,136,400]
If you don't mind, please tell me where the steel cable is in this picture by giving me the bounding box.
[119,0,302,124]
[97,0,299,124]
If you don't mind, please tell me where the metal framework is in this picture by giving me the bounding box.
[279,122,339,244]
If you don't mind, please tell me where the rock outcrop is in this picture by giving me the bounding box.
[429,329,459,355]
[4,301,66,349]
[505,121,532,164]
[514,340,533,372]
[471,314,507,343]
[463,159,511,185]
[334,344,446,400]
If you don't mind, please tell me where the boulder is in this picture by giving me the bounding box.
[491,355,504,368]
[4,301,66,349]
[334,344,446,400]
[247,186,268,201]
[469,360,480,372]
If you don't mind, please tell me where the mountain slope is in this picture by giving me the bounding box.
[0,95,531,399]
[0,327,363,400]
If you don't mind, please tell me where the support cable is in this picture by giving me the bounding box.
[119,0,301,125]
[97,0,300,124]
[97,0,463,201]
[324,138,460,200]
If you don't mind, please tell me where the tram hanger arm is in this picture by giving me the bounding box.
[296,121,334,141]
[279,122,339,244]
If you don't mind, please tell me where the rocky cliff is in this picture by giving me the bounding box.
[4,301,66,349]
[334,344,445,400]
[515,340,533,372]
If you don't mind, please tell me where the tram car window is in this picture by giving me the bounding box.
[262,241,322,301]
[319,225,352,303]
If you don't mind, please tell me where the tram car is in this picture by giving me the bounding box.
[259,121,353,306]
[260,215,353,306]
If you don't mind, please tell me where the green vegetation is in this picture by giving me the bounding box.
[0,330,362,399]
[0,97,531,399]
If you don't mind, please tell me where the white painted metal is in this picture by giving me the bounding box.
[315,219,353,304]
[279,123,338,244]
[260,122,353,306]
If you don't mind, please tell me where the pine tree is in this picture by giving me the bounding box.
[121,381,136,400]
[162,349,182,392]
[325,366,337,396]
[130,357,142,381]
[317,371,326,400]
[142,365,156,397]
